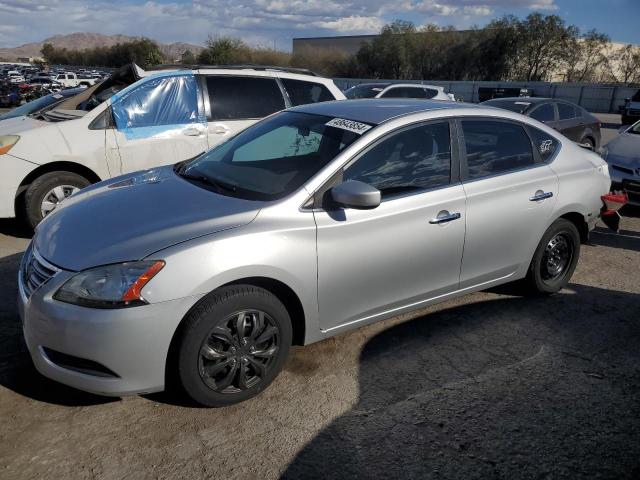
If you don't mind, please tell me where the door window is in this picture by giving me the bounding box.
[344,122,451,197]
[557,103,577,120]
[529,103,555,122]
[112,75,200,129]
[206,76,285,120]
[281,79,334,106]
[381,87,428,99]
[528,127,560,163]
[462,120,535,179]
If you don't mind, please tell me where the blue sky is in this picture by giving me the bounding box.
[0,0,638,49]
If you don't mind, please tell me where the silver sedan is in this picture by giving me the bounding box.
[18,99,612,406]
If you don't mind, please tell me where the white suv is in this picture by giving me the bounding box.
[0,64,345,227]
[345,83,452,101]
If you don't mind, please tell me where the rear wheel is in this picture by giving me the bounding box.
[23,171,90,229]
[526,219,580,294]
[176,285,292,407]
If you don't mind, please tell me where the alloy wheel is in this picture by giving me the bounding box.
[198,310,280,394]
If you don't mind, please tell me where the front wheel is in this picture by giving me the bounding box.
[526,219,580,294]
[176,286,292,407]
[23,171,90,229]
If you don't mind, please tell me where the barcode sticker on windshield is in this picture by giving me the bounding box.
[326,118,372,135]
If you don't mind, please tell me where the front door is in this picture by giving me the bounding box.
[109,74,208,174]
[315,120,466,331]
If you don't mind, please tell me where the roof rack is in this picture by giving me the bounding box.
[147,64,319,77]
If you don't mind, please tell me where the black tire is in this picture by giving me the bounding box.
[176,285,292,407]
[525,219,580,294]
[23,171,90,229]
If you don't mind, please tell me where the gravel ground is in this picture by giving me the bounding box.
[0,113,638,480]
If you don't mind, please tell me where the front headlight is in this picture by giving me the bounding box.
[0,135,20,155]
[53,260,164,308]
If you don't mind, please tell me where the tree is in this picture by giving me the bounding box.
[562,30,610,82]
[197,36,251,65]
[611,44,640,83]
[181,49,196,65]
[511,13,576,81]
[40,43,55,63]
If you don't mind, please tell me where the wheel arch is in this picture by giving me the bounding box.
[164,276,307,390]
[558,211,589,243]
[15,161,102,214]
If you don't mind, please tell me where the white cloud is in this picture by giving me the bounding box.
[0,0,560,50]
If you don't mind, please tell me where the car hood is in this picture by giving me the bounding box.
[35,166,262,271]
[606,133,640,167]
[0,115,48,134]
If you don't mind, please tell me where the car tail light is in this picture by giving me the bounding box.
[600,192,628,232]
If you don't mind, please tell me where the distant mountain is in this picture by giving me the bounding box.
[0,32,204,62]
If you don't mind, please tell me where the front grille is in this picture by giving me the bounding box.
[20,244,59,299]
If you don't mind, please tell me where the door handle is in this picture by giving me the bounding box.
[210,124,230,135]
[183,127,203,136]
[429,211,461,224]
[529,191,554,202]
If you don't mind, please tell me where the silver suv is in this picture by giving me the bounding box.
[19,99,611,406]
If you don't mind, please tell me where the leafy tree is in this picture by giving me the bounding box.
[197,36,251,65]
[562,30,610,82]
[611,44,640,83]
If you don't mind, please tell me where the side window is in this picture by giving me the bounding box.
[112,75,199,129]
[528,127,560,163]
[281,79,334,106]
[424,88,438,99]
[557,103,577,120]
[529,103,555,123]
[206,76,284,120]
[462,120,535,179]
[344,122,451,197]
[233,125,323,162]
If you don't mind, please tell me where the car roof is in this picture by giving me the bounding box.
[290,98,475,125]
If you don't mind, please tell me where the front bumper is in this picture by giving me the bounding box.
[18,258,204,396]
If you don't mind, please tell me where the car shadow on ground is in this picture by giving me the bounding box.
[282,284,640,479]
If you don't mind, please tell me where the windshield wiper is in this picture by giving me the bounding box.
[177,170,237,194]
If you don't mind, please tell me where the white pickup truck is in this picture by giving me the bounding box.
[53,72,99,88]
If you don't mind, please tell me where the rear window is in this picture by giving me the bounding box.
[380,87,438,99]
[281,79,334,106]
[344,84,386,99]
[206,76,285,120]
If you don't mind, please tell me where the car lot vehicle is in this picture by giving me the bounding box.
[482,97,601,150]
[28,76,63,90]
[0,87,86,121]
[54,72,97,88]
[345,82,451,101]
[601,120,640,205]
[620,89,640,125]
[0,64,344,228]
[7,71,25,84]
[18,99,612,407]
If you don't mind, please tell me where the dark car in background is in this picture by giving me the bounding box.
[620,89,640,125]
[481,97,601,150]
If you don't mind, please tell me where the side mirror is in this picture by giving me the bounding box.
[331,180,381,210]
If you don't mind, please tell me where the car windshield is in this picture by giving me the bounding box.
[1,94,63,120]
[176,111,367,201]
[345,85,386,99]
[482,99,531,113]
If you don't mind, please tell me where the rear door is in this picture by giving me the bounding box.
[202,75,286,149]
[458,118,559,288]
[554,102,582,141]
[528,102,557,127]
